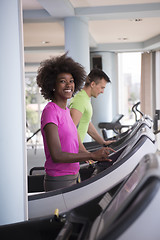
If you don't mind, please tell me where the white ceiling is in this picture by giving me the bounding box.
[22,0,160,73]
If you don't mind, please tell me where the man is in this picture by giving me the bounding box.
[69,68,113,146]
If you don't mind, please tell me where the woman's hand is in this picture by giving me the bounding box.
[91,147,115,162]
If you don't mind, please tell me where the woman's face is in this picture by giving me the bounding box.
[54,73,75,100]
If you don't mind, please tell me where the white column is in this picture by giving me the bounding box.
[64,16,91,142]
[64,17,90,74]
[0,0,27,225]
[155,51,160,150]
[91,52,118,137]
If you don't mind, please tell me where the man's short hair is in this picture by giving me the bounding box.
[85,69,111,86]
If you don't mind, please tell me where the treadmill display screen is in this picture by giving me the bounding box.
[90,157,148,240]
[105,162,146,213]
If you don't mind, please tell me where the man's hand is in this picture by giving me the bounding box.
[103,139,116,146]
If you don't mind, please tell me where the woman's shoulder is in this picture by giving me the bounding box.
[44,101,57,110]
[42,102,57,115]
[41,102,62,126]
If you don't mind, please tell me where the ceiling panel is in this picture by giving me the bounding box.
[70,0,160,7]
[23,22,64,47]
[22,0,160,73]
[89,17,160,43]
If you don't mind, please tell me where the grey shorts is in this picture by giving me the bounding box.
[44,172,81,192]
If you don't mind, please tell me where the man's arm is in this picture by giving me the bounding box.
[88,122,115,146]
[87,122,105,144]
[70,108,82,127]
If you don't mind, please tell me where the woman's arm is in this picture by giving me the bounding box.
[44,123,113,163]
[77,132,95,164]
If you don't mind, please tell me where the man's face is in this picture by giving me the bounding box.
[91,78,107,98]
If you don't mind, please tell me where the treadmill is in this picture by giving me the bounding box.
[55,151,160,240]
[85,116,153,152]
[2,152,159,240]
[28,124,156,219]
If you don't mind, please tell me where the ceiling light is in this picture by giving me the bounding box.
[42,41,50,44]
[118,37,128,41]
[130,18,143,22]
[135,18,142,22]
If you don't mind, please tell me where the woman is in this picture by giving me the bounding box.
[37,53,114,191]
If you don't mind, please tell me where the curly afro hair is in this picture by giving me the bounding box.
[36,53,87,101]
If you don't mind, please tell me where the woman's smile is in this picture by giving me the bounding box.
[64,89,72,92]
